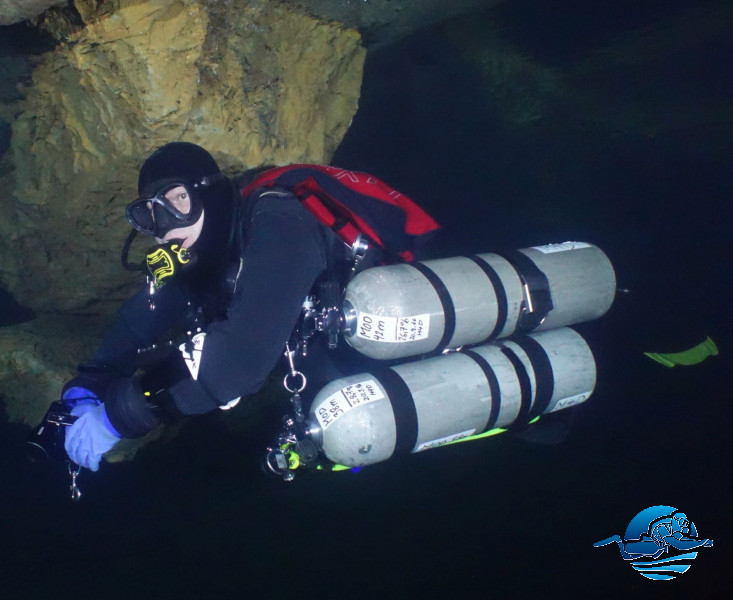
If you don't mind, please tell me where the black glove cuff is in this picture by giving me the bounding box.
[104,377,163,438]
[139,368,188,424]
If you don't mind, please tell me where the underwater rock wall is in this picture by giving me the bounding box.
[0,314,102,424]
[0,0,365,314]
[0,0,364,426]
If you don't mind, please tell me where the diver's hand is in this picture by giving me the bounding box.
[64,402,121,472]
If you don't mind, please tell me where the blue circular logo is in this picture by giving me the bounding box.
[594,505,714,580]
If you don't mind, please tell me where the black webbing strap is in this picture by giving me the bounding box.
[496,250,553,332]
[462,349,502,432]
[410,262,456,355]
[511,335,555,419]
[466,254,508,342]
[375,368,419,456]
[499,345,533,431]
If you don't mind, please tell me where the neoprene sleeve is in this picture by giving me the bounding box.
[168,193,328,414]
[90,280,189,374]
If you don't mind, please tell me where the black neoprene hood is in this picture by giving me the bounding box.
[135,142,237,269]
[138,142,221,196]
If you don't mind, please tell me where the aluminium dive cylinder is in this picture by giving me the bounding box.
[342,241,615,360]
[307,326,595,468]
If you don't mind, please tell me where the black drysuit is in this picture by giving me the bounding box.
[83,188,332,435]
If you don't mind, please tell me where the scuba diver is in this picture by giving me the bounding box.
[31,142,612,491]
[55,142,440,472]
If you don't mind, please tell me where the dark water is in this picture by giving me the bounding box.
[2,1,731,598]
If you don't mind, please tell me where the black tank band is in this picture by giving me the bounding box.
[466,254,508,342]
[499,345,533,431]
[496,250,553,332]
[376,368,418,456]
[511,335,555,419]
[462,349,502,432]
[500,336,556,430]
[410,262,456,355]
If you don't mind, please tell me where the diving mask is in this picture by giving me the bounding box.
[126,179,204,237]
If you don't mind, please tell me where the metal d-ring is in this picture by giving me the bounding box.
[283,370,307,394]
[283,341,307,394]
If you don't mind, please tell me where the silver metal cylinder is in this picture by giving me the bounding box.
[308,327,596,467]
[342,241,615,360]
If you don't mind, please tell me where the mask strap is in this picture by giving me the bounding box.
[197,172,228,188]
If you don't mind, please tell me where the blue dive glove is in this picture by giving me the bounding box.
[63,387,121,471]
[62,386,101,415]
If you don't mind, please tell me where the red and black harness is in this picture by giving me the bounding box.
[239,164,440,264]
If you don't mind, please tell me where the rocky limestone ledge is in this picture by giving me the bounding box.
[0,314,104,426]
[0,0,66,25]
[2,0,365,315]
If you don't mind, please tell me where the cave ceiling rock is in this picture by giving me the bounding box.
[3,0,365,315]
[0,0,67,26]
[1,0,506,46]
[294,0,505,48]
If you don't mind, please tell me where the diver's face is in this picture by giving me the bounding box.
[155,208,205,248]
[141,185,203,247]
[162,185,192,214]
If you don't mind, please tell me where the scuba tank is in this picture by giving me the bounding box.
[341,241,615,360]
[306,327,595,468]
[267,241,615,480]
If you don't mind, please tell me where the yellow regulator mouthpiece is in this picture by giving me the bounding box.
[146,243,191,289]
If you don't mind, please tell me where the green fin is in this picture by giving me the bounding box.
[644,336,718,367]
[316,463,352,472]
[445,416,541,446]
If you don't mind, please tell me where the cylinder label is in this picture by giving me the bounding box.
[532,241,592,254]
[551,391,592,412]
[355,312,430,343]
[315,380,386,430]
[416,429,476,452]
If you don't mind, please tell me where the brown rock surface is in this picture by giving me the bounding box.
[3,0,364,313]
[0,0,364,428]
